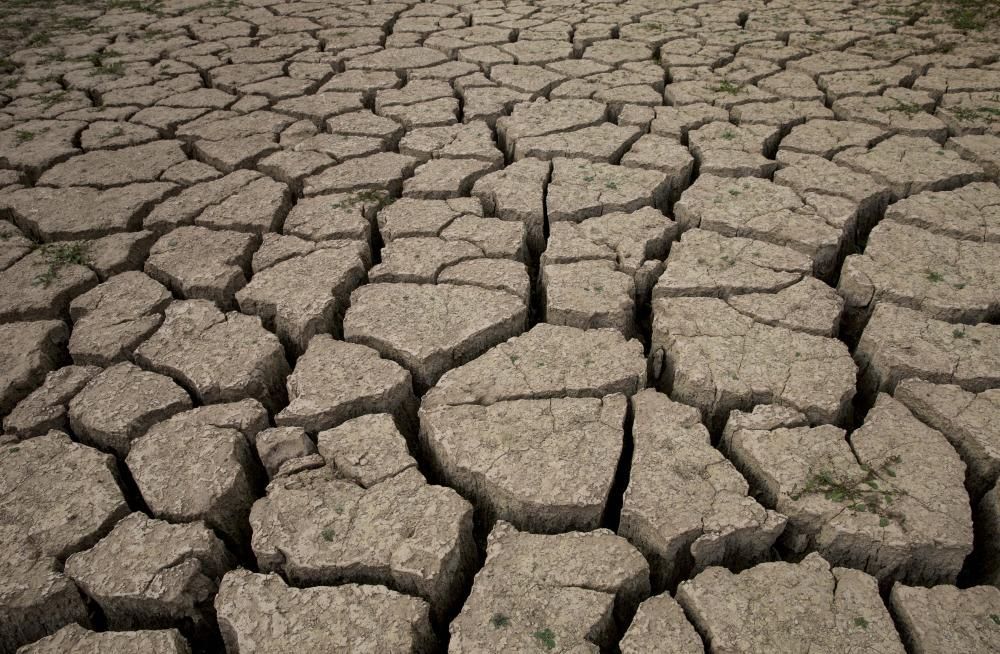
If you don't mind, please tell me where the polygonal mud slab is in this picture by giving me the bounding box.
[890,584,1000,654]
[0,525,89,654]
[546,157,670,224]
[250,466,474,620]
[541,206,676,299]
[64,512,233,634]
[36,140,187,188]
[513,122,642,163]
[0,119,84,176]
[723,395,974,587]
[833,135,986,201]
[854,303,1000,398]
[653,228,813,299]
[895,379,1000,501]
[280,193,377,243]
[376,197,484,242]
[725,277,844,337]
[621,390,785,591]
[542,261,636,335]
[16,624,191,654]
[369,237,486,284]
[397,121,502,166]
[778,119,887,159]
[648,103,731,141]
[235,246,367,354]
[0,183,176,242]
[676,554,905,654]
[839,220,1000,328]
[0,431,127,560]
[946,134,1000,180]
[830,93,949,143]
[302,151,418,197]
[420,394,626,533]
[145,226,256,310]
[437,258,531,302]
[0,320,68,415]
[687,121,780,178]
[651,296,856,432]
[0,248,97,323]
[127,411,260,546]
[882,182,1000,243]
[135,300,290,412]
[619,594,703,654]
[673,174,855,278]
[275,334,417,434]
[471,157,550,255]
[619,135,695,197]
[422,323,646,410]
[2,364,99,439]
[255,426,318,480]
[449,522,649,653]
[68,271,172,366]
[772,152,890,235]
[143,170,291,235]
[403,157,497,200]
[215,569,435,653]
[68,362,192,457]
[316,413,417,489]
[343,283,527,392]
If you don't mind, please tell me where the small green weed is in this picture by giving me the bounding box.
[331,189,395,211]
[321,527,335,541]
[714,79,742,95]
[854,616,869,629]
[926,270,945,282]
[533,628,556,650]
[32,242,90,287]
[941,0,1000,30]
[490,613,510,628]
[37,91,68,108]
[790,455,905,526]
[879,98,924,117]
[15,130,35,144]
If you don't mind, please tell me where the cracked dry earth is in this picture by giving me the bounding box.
[3,1,1000,654]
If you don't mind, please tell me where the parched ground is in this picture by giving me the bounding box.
[2,0,1000,652]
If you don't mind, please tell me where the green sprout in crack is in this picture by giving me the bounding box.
[32,242,90,287]
[953,105,1000,123]
[728,188,740,196]
[714,79,742,95]
[953,328,966,339]
[942,0,1000,31]
[878,98,925,117]
[533,628,556,650]
[14,130,35,144]
[37,91,68,108]
[854,616,869,629]
[604,180,619,190]
[926,270,945,282]
[321,527,335,541]
[331,189,395,211]
[790,455,905,526]
[490,613,510,628]
[990,613,1000,625]
[720,129,736,140]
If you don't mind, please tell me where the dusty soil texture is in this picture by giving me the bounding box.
[1,0,999,652]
